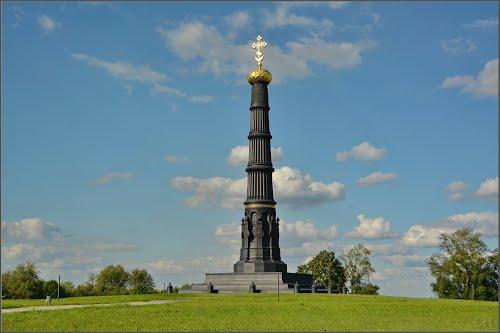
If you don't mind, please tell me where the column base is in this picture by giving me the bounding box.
[234,260,287,273]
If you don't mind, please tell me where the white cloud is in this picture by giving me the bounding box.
[151,83,213,103]
[329,2,350,10]
[147,255,238,275]
[287,37,377,70]
[2,218,60,241]
[401,224,454,247]
[401,210,498,247]
[72,53,167,83]
[444,181,466,193]
[474,177,498,199]
[346,214,397,239]
[441,37,477,55]
[336,141,387,161]
[147,260,185,274]
[280,220,338,244]
[172,166,345,209]
[442,58,498,98]
[157,21,375,84]
[224,11,251,29]
[38,15,61,33]
[263,3,334,33]
[171,176,246,209]
[95,172,133,184]
[164,155,188,164]
[2,243,51,261]
[356,172,397,186]
[463,17,498,29]
[446,211,498,236]
[227,145,284,166]
[214,219,338,257]
[361,243,414,257]
[380,254,426,266]
[214,223,240,247]
[448,193,464,201]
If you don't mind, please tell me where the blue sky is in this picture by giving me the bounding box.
[1,1,498,297]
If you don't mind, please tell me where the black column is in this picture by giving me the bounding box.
[234,78,287,274]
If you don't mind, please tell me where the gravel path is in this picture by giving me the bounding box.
[2,300,178,313]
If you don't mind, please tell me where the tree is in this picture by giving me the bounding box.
[129,269,155,294]
[1,262,44,299]
[342,244,378,294]
[352,283,379,295]
[95,265,129,295]
[60,281,75,298]
[427,228,497,300]
[180,283,192,290]
[297,250,345,291]
[43,280,59,297]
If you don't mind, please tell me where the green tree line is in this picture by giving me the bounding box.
[2,264,157,299]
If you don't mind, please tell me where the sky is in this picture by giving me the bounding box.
[1,1,498,298]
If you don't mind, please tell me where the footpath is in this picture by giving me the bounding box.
[2,299,177,313]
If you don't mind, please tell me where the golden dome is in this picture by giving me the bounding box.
[247,67,272,84]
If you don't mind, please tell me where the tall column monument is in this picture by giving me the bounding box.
[188,36,312,293]
[234,35,287,274]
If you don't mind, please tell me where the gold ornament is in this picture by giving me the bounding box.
[247,35,272,84]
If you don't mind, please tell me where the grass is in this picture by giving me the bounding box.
[2,293,498,332]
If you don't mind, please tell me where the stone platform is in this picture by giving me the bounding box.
[183,272,313,293]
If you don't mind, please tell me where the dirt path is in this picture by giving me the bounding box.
[2,299,178,313]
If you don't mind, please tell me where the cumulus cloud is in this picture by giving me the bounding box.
[214,223,240,247]
[164,155,188,164]
[444,181,466,193]
[171,176,246,209]
[448,193,465,201]
[147,259,185,274]
[346,214,397,239]
[224,11,251,28]
[401,224,455,247]
[95,172,133,185]
[157,21,375,84]
[2,243,51,261]
[72,53,167,83]
[329,1,350,10]
[401,211,498,246]
[441,58,498,98]
[446,211,498,236]
[172,166,345,209]
[336,141,387,161]
[1,218,140,284]
[38,15,61,33]
[214,219,338,258]
[474,177,498,199]
[151,83,213,103]
[356,172,397,186]
[380,254,426,266]
[280,220,338,244]
[2,218,60,241]
[463,17,498,29]
[263,3,334,33]
[147,255,238,275]
[441,37,476,55]
[227,145,284,166]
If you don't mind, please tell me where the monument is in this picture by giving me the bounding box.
[189,36,313,293]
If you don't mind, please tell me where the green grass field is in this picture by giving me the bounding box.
[2,293,498,332]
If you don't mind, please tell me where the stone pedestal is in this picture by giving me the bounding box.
[184,272,313,294]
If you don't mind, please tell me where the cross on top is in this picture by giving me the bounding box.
[252,35,267,68]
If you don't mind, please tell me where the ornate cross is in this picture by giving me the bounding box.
[252,35,267,68]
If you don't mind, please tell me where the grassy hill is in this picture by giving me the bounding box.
[2,293,498,331]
